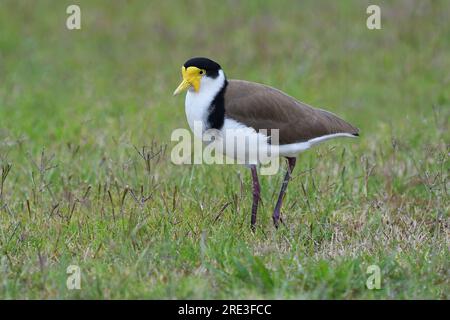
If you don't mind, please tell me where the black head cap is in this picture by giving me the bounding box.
[183,57,222,78]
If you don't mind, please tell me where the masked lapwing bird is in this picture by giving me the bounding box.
[174,57,359,230]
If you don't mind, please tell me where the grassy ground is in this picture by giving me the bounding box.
[0,0,448,299]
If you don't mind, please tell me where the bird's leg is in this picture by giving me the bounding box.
[250,165,260,231]
[272,157,297,228]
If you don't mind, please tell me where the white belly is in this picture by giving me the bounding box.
[205,117,273,165]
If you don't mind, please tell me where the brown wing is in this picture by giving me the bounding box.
[224,80,359,145]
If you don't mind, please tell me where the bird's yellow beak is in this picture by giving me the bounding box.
[173,66,202,96]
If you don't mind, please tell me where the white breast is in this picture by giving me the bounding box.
[185,70,226,138]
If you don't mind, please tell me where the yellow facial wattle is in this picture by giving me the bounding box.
[173,66,204,95]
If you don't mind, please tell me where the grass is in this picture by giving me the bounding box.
[0,0,448,299]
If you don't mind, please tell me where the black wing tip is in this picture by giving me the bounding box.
[352,127,360,137]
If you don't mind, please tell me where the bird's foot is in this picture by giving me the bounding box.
[272,210,281,228]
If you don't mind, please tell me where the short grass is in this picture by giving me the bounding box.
[0,0,448,299]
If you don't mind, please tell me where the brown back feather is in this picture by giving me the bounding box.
[224,80,359,145]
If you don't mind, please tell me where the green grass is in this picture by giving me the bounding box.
[0,0,448,299]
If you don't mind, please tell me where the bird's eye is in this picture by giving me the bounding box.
[199,70,204,75]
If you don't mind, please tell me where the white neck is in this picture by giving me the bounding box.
[185,70,226,134]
